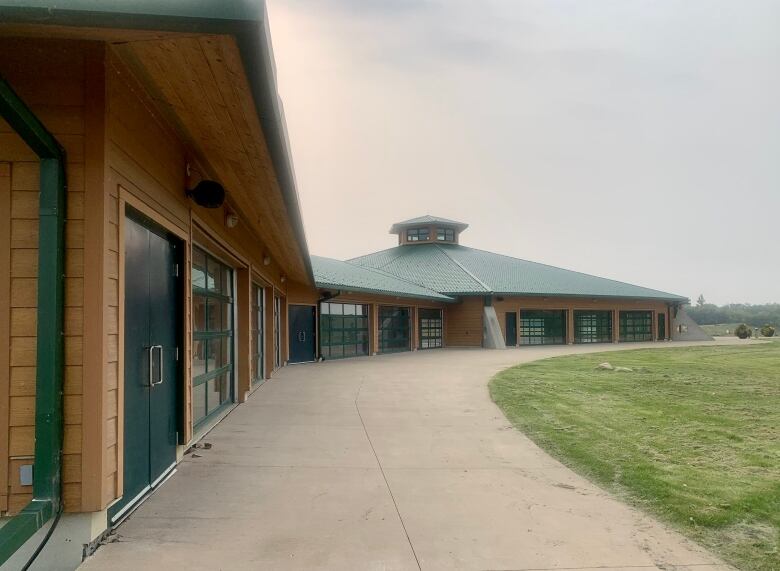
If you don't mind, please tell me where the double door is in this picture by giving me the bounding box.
[110,212,180,523]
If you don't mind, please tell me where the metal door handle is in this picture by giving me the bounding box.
[298,331,305,342]
[149,345,163,387]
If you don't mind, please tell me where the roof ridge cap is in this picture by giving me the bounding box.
[434,244,491,293]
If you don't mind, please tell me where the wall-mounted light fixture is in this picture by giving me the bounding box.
[263,255,271,266]
[280,275,287,283]
[225,212,239,228]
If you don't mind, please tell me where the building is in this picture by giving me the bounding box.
[284,215,709,363]
[0,2,317,568]
[0,3,709,570]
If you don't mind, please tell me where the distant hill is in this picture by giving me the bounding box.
[687,303,780,328]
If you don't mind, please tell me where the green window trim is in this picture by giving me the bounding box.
[436,228,454,241]
[320,302,369,359]
[379,306,411,353]
[419,308,443,349]
[192,247,234,427]
[519,310,566,345]
[251,283,265,384]
[406,227,430,242]
[574,310,613,344]
[619,310,653,342]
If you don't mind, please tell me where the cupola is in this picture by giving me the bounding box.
[389,215,468,246]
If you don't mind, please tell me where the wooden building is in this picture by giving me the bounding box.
[0,2,317,567]
[285,215,705,364]
[0,4,709,569]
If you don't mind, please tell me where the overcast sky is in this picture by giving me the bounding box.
[267,0,779,305]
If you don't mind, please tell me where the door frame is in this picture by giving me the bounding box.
[505,311,518,346]
[117,189,189,504]
[378,304,412,354]
[114,197,185,523]
[287,303,317,364]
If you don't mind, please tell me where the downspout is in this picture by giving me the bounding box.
[0,77,66,565]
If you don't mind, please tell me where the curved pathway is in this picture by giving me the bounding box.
[82,341,738,570]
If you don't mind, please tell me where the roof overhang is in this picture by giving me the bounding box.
[0,0,314,285]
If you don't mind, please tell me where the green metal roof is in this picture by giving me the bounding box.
[312,255,453,302]
[349,243,688,302]
[389,215,468,234]
[0,0,315,285]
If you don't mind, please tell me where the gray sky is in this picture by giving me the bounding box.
[267,0,780,305]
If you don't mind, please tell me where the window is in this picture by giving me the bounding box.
[251,284,264,384]
[320,302,369,359]
[192,247,234,427]
[519,310,566,345]
[574,310,612,343]
[619,311,653,342]
[274,296,281,368]
[419,308,443,349]
[436,228,454,241]
[379,306,410,353]
[406,227,429,242]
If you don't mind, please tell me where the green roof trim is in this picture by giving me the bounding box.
[312,255,453,302]
[0,0,315,285]
[389,214,468,234]
[349,243,688,302]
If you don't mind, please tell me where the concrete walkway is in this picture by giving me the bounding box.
[82,342,735,571]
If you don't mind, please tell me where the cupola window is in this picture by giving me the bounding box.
[407,227,429,241]
[436,228,454,242]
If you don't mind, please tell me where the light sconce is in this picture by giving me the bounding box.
[225,212,239,229]
[263,255,271,266]
[280,275,287,283]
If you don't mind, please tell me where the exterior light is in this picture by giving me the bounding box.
[263,256,271,266]
[225,213,239,228]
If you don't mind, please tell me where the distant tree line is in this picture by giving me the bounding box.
[687,299,780,327]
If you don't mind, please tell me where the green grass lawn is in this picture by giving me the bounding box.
[489,342,780,571]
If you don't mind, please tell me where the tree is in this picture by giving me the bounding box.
[760,324,775,337]
[696,294,706,308]
[734,324,751,339]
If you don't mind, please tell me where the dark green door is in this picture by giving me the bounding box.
[658,313,666,340]
[110,212,180,523]
[505,312,517,346]
[288,305,316,363]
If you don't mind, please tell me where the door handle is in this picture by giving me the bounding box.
[298,331,305,343]
[149,345,163,387]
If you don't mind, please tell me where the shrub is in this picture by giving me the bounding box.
[734,324,752,339]
[760,324,775,337]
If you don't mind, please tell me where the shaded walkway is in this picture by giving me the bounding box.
[82,342,735,570]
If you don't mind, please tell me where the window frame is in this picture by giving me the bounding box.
[619,310,653,342]
[319,302,370,359]
[436,228,454,242]
[574,310,612,344]
[378,305,411,353]
[418,308,443,349]
[519,309,566,345]
[192,246,235,428]
[406,227,430,242]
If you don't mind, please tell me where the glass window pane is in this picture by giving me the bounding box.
[193,295,206,332]
[207,376,221,414]
[207,298,220,331]
[207,337,221,372]
[192,248,207,289]
[193,340,206,378]
[221,302,232,331]
[206,256,222,292]
[221,336,231,367]
[193,383,206,424]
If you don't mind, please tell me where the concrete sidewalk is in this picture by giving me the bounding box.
[81,342,736,571]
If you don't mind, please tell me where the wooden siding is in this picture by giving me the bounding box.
[0,38,90,514]
[445,297,484,347]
